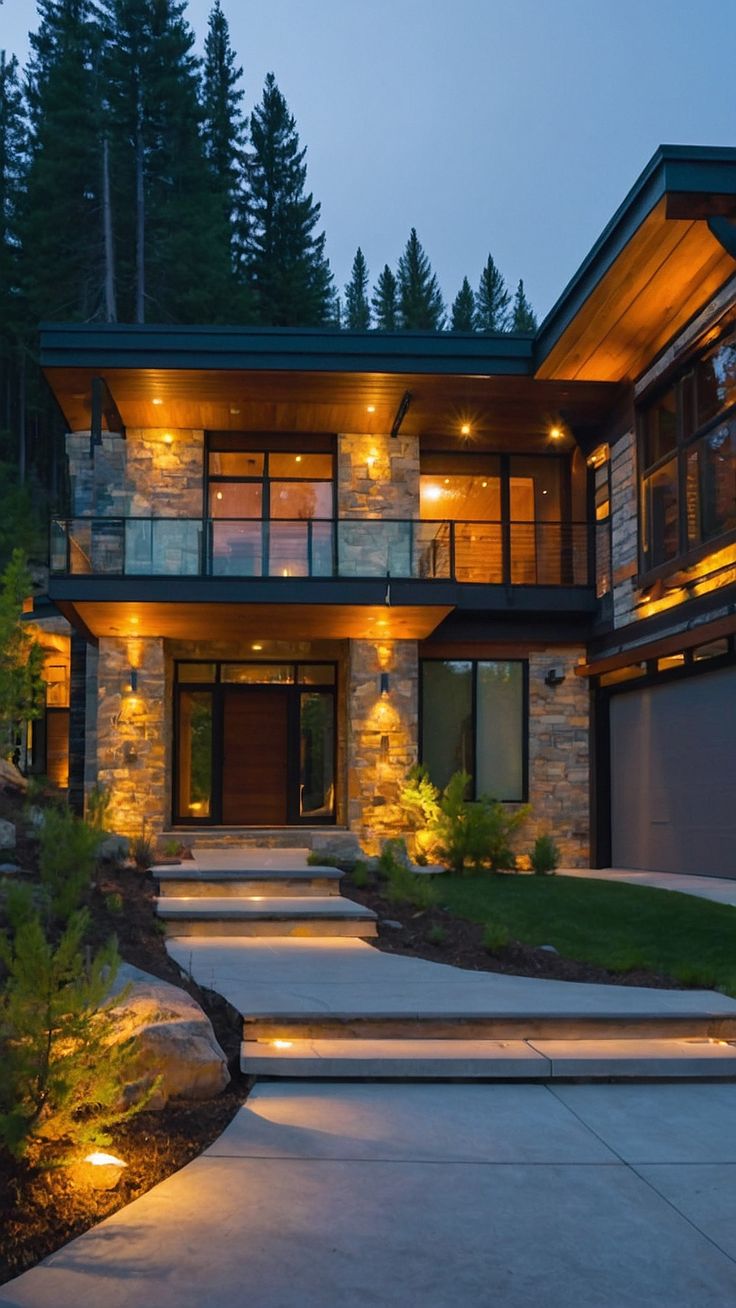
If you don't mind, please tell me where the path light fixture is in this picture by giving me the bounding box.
[76,1151,128,1190]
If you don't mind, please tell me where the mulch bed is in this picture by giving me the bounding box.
[344,874,684,991]
[0,792,248,1287]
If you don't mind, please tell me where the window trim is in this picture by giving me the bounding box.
[419,657,529,803]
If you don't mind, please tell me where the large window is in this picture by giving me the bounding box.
[420,659,526,801]
[639,324,736,574]
[207,439,335,576]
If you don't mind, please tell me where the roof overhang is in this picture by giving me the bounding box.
[535,146,736,383]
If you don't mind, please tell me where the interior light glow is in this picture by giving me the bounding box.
[272,1039,293,1049]
[216,490,223,500]
[481,480,488,488]
[423,483,442,501]
[443,478,450,485]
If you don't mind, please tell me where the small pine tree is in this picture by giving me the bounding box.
[511,278,538,332]
[451,276,475,331]
[475,254,511,332]
[371,264,398,331]
[0,906,152,1164]
[344,246,370,329]
[397,228,445,329]
[0,550,44,762]
[246,72,334,326]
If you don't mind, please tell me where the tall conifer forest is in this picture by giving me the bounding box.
[0,0,537,560]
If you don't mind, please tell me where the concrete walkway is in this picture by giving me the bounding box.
[560,866,736,906]
[7,1081,736,1306]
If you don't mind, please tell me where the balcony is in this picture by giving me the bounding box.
[50,517,592,587]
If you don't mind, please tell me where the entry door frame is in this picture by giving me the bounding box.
[173,660,338,827]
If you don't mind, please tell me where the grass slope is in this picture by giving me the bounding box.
[439,874,736,992]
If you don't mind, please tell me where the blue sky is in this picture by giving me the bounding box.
[4,0,736,320]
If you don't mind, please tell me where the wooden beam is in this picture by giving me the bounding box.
[576,612,736,678]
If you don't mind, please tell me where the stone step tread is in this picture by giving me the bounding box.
[156,896,376,921]
[241,1036,736,1080]
[152,866,343,881]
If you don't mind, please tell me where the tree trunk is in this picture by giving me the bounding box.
[17,347,26,486]
[102,135,117,323]
[135,106,145,324]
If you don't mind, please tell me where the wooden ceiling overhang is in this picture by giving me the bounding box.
[535,146,736,383]
[40,325,621,447]
[57,599,453,643]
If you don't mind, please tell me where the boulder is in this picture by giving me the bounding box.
[106,963,230,1110]
[97,834,130,863]
[0,818,16,849]
[0,758,27,795]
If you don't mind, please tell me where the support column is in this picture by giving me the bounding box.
[68,633,88,815]
[96,636,167,837]
[347,638,418,853]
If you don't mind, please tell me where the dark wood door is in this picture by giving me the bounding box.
[222,688,288,825]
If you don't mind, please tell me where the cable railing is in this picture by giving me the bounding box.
[50,517,593,587]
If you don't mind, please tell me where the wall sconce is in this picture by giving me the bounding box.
[128,667,138,692]
[544,667,566,688]
[379,672,390,696]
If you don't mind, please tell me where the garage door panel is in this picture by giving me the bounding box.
[610,666,736,877]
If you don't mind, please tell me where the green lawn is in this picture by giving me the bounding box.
[438,873,736,993]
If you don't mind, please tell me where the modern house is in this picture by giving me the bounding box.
[36,145,736,877]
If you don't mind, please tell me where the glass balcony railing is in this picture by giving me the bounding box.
[50,517,593,586]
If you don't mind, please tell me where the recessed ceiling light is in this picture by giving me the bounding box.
[295,455,302,462]
[252,643,263,651]
[444,478,450,485]
[366,404,376,413]
[460,422,471,436]
[481,480,488,488]
[549,425,563,440]
[229,406,241,415]
[152,397,163,406]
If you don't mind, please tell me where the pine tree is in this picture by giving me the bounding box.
[21,0,104,322]
[397,228,445,330]
[202,0,249,285]
[100,0,234,323]
[371,264,398,331]
[451,276,475,331]
[0,51,27,464]
[344,247,370,329]
[246,72,333,326]
[474,254,511,332]
[0,550,44,761]
[511,278,537,332]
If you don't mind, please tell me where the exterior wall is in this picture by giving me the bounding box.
[610,428,639,628]
[347,638,418,853]
[96,636,168,837]
[337,434,420,518]
[66,428,204,517]
[525,648,590,866]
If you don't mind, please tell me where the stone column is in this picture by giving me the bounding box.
[527,648,590,866]
[347,638,418,853]
[96,636,167,838]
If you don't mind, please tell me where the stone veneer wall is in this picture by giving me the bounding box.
[66,428,204,516]
[96,637,168,837]
[337,434,419,517]
[347,639,418,853]
[526,648,590,866]
[610,429,639,629]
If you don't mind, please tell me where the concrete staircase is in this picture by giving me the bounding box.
[158,846,736,1083]
[155,850,377,939]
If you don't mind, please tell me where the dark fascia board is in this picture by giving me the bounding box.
[39,323,534,378]
[534,145,736,373]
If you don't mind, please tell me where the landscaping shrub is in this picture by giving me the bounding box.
[483,921,510,953]
[130,832,154,872]
[377,837,410,881]
[530,833,561,876]
[38,807,102,921]
[351,861,371,889]
[306,851,343,868]
[0,906,153,1166]
[86,783,111,831]
[431,771,529,874]
[426,923,446,946]
[379,841,439,910]
[398,765,441,859]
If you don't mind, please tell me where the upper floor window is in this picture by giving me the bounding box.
[639,325,736,574]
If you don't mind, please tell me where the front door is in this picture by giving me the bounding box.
[174,660,336,825]
[222,688,289,825]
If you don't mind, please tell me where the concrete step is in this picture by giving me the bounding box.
[242,1010,736,1042]
[240,1036,736,1081]
[153,867,344,898]
[159,829,358,855]
[156,895,377,939]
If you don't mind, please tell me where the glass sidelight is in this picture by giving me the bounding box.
[177,691,213,818]
[299,692,335,819]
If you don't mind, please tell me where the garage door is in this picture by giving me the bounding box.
[610,665,736,877]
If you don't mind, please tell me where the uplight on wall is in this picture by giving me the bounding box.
[163,433,173,446]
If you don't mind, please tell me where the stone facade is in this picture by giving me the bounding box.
[610,428,639,629]
[96,637,168,837]
[525,648,590,866]
[66,428,204,517]
[337,434,419,518]
[346,639,418,853]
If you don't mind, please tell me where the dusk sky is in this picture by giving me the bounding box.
[4,0,736,321]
